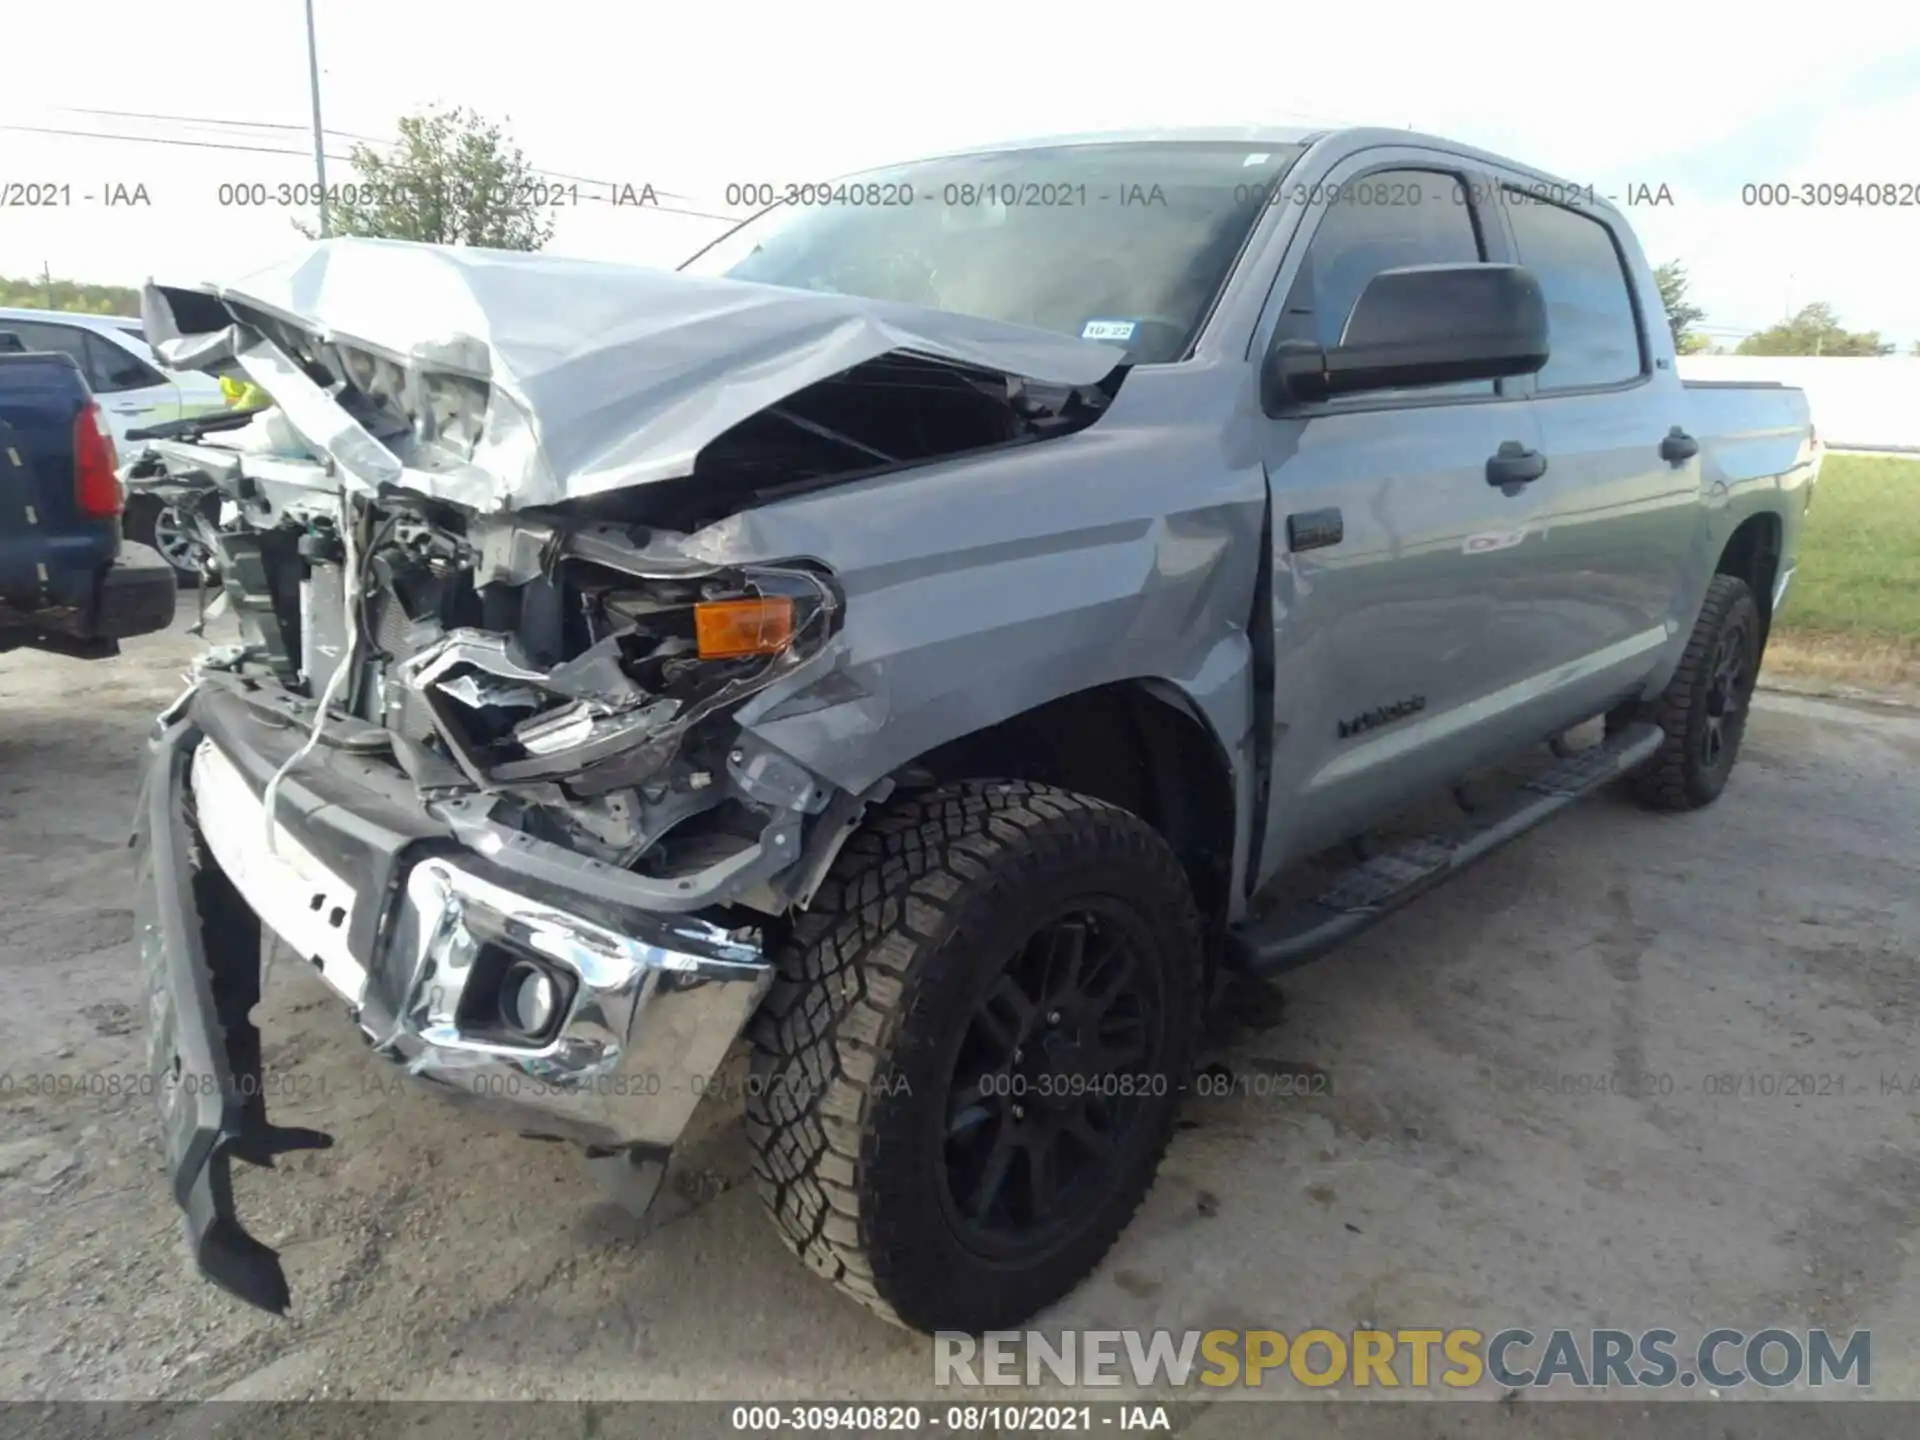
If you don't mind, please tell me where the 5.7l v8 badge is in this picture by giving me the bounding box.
[1338,694,1428,739]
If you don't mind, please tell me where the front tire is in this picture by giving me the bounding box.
[746,780,1202,1333]
[1621,574,1762,811]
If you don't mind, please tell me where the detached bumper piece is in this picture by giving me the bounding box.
[137,689,773,1315]
[137,719,331,1315]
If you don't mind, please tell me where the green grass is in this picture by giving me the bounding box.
[1768,453,1920,688]
[1777,453,1920,639]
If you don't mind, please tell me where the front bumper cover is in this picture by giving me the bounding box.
[137,684,772,1314]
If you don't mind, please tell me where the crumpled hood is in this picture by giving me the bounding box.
[142,237,1125,512]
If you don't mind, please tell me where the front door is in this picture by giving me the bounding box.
[1250,158,1554,872]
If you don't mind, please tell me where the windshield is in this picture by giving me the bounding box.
[680,141,1307,365]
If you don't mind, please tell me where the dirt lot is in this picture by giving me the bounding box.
[1,615,1916,1419]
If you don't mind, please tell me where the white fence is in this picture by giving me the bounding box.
[1675,355,1920,453]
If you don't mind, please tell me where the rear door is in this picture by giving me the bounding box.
[82,328,185,440]
[1251,155,1553,869]
[1483,180,1695,727]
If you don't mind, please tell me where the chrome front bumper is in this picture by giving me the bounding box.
[188,734,772,1152]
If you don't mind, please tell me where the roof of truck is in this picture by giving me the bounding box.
[893,125,1615,221]
[939,124,1324,150]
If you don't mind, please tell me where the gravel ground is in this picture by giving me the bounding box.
[1,615,1915,1426]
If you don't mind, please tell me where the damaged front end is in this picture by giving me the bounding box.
[307,503,850,912]
[161,483,858,1045]
[138,490,836,1312]
[132,240,1125,1313]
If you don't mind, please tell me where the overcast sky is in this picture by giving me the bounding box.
[3,0,1917,347]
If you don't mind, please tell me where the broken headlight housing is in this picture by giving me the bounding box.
[396,561,840,799]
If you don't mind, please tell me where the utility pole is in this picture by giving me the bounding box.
[304,0,331,237]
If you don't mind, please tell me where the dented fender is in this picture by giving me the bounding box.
[686,366,1271,917]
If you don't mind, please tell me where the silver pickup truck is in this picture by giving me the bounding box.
[133,125,1818,1334]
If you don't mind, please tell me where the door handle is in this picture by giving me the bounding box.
[1486,440,1548,489]
[1660,426,1700,464]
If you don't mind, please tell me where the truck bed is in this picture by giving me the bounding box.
[1685,378,1818,493]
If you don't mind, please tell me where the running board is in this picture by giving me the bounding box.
[1225,721,1664,977]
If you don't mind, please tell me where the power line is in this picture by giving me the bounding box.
[53,105,717,208]
[59,106,387,145]
[1,122,354,161]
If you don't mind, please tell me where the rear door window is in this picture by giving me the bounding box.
[83,331,166,392]
[1500,192,1644,390]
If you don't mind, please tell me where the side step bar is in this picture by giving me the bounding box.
[1224,721,1664,977]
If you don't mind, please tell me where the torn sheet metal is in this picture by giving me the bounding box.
[144,237,1125,513]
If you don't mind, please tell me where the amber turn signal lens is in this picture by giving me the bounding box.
[694,597,796,659]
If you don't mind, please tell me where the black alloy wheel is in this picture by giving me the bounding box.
[940,901,1164,1261]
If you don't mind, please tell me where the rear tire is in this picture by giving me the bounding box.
[745,779,1201,1333]
[1618,574,1762,811]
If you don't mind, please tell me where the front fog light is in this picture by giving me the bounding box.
[500,959,560,1037]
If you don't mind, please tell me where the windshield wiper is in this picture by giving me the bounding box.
[126,405,273,443]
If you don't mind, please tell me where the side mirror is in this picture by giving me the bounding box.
[1262,263,1549,411]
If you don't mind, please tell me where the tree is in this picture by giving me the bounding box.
[0,275,139,315]
[305,106,555,250]
[1735,302,1893,357]
[1653,261,1706,352]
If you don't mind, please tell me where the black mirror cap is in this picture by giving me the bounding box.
[1261,341,1327,414]
[1263,264,1550,410]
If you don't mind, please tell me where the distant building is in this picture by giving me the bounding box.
[1676,355,1920,453]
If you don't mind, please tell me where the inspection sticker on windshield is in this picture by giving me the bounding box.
[1081,319,1138,343]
